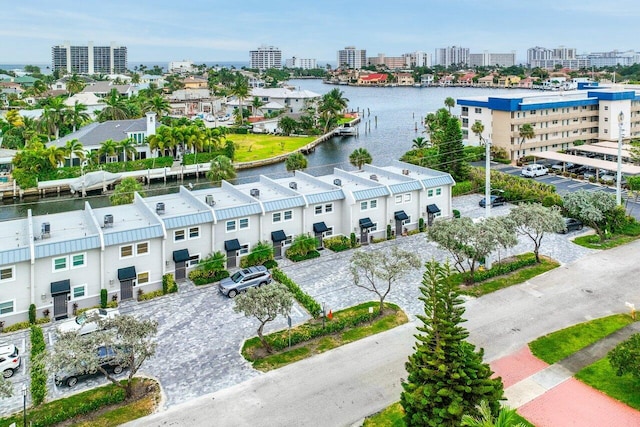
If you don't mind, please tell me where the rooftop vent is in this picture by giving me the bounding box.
[205,194,215,206]
[250,188,260,198]
[41,222,51,239]
[370,174,378,181]
[289,182,298,190]
[402,169,410,175]
[104,214,114,228]
[156,202,165,215]
[333,178,342,187]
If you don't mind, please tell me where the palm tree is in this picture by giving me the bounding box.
[117,138,137,162]
[285,152,308,175]
[143,95,171,118]
[251,96,265,117]
[278,116,298,136]
[65,74,85,96]
[44,144,66,168]
[471,120,485,145]
[40,97,67,140]
[206,155,236,185]
[31,80,49,97]
[444,96,455,113]
[229,76,249,125]
[411,136,429,149]
[349,148,372,170]
[98,139,118,163]
[326,88,349,111]
[5,110,24,128]
[64,139,85,166]
[461,401,526,427]
[98,89,128,121]
[518,123,535,160]
[66,101,90,132]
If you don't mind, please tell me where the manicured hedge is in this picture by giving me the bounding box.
[323,235,353,252]
[30,325,47,406]
[162,274,178,294]
[188,269,230,286]
[138,290,164,301]
[271,268,322,318]
[449,253,539,285]
[286,250,320,262]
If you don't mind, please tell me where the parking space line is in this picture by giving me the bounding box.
[551,179,568,184]
[567,182,588,188]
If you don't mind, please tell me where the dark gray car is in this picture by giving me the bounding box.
[219,266,273,298]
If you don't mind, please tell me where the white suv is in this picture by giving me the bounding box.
[0,343,21,378]
[521,164,548,178]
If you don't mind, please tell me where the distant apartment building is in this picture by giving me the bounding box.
[168,60,194,73]
[434,46,469,67]
[367,54,407,69]
[457,85,640,160]
[403,51,432,68]
[586,50,640,67]
[285,57,317,69]
[337,46,367,69]
[249,45,282,71]
[52,41,127,75]
[469,51,516,67]
[527,46,588,69]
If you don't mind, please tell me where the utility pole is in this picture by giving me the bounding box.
[485,138,492,270]
[617,112,624,206]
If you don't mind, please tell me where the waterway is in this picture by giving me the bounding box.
[0,81,525,220]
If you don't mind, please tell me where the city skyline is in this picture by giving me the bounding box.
[1,0,639,65]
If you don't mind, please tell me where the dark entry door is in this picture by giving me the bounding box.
[314,232,324,250]
[395,219,403,236]
[360,229,369,245]
[226,251,237,268]
[274,242,283,259]
[175,261,186,280]
[53,294,68,320]
[120,279,134,301]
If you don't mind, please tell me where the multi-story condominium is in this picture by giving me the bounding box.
[586,50,640,67]
[337,46,367,69]
[0,162,453,327]
[434,46,469,67]
[52,41,127,75]
[367,54,408,70]
[457,85,640,160]
[527,46,588,70]
[285,57,317,69]
[249,45,282,71]
[469,51,516,68]
[168,60,194,73]
[403,51,432,68]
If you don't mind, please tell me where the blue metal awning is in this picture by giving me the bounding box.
[51,279,70,296]
[313,222,328,233]
[394,210,409,221]
[173,249,190,263]
[359,217,374,229]
[271,230,287,242]
[224,239,242,252]
[117,266,137,281]
[427,204,441,214]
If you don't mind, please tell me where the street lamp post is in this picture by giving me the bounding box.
[485,138,492,269]
[617,112,624,206]
[22,383,27,427]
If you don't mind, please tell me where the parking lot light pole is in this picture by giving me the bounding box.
[22,383,27,427]
[485,138,491,219]
[617,112,624,206]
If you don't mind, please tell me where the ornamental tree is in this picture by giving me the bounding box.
[609,333,640,381]
[349,246,421,315]
[0,377,12,398]
[506,203,565,262]
[110,177,145,205]
[401,260,504,426]
[234,283,293,353]
[285,152,308,175]
[562,190,622,241]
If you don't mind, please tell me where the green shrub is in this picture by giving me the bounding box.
[418,217,425,232]
[286,234,317,259]
[188,269,230,286]
[271,268,322,318]
[240,241,274,268]
[3,320,31,333]
[286,250,320,262]
[30,325,47,406]
[29,303,36,324]
[262,259,278,269]
[138,290,164,301]
[452,180,477,197]
[100,289,108,308]
[386,224,393,240]
[324,235,353,252]
[162,274,178,294]
[350,232,357,248]
[452,209,461,218]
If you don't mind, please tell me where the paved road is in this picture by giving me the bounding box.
[128,213,640,426]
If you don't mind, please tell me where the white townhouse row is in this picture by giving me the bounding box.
[0,161,453,327]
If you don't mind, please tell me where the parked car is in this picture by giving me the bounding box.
[521,164,549,178]
[560,218,584,234]
[219,266,273,298]
[600,174,616,184]
[0,343,20,378]
[55,346,127,387]
[56,308,120,336]
[479,195,507,208]
[566,164,583,173]
[551,162,574,172]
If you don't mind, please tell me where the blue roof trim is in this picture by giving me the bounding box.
[389,181,423,193]
[306,189,345,204]
[422,175,455,187]
[588,90,636,101]
[35,236,101,258]
[0,247,31,265]
[163,211,214,230]
[457,99,489,108]
[215,204,262,221]
[103,225,164,246]
[262,196,306,212]
[352,187,389,201]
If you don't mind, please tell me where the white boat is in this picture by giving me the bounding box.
[335,122,358,136]
[69,171,122,194]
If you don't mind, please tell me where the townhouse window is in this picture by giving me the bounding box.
[284,235,293,246]
[369,200,377,209]
[360,201,368,211]
[239,244,249,255]
[402,216,411,226]
[71,253,85,268]
[137,242,149,255]
[0,300,14,315]
[315,205,323,215]
[474,108,482,114]
[324,226,334,237]
[284,210,292,221]
[72,285,86,299]
[370,222,378,232]
[325,203,333,213]
[53,257,67,271]
[395,195,403,204]
[0,267,14,281]
[427,189,434,197]
[273,212,282,222]
[120,245,133,258]
[404,193,411,202]
[239,218,249,229]
[226,220,237,231]
[436,188,442,196]
[187,255,200,268]
[189,227,200,238]
[174,230,186,241]
[137,272,149,284]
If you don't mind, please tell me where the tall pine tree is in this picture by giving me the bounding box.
[437,115,469,181]
[401,260,504,426]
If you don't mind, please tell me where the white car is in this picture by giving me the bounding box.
[521,164,549,178]
[56,308,120,336]
[0,343,21,378]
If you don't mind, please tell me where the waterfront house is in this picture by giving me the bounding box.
[477,75,496,87]
[181,76,208,90]
[394,73,415,86]
[248,87,320,114]
[357,73,388,86]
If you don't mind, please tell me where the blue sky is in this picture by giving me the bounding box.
[2,0,638,65]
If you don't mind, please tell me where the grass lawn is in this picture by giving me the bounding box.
[229,134,316,163]
[576,358,640,411]
[362,401,534,427]
[573,222,640,250]
[529,314,635,364]
[241,302,408,372]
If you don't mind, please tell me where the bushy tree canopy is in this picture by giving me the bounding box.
[506,203,565,262]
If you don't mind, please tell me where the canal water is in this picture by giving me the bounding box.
[0,82,522,220]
